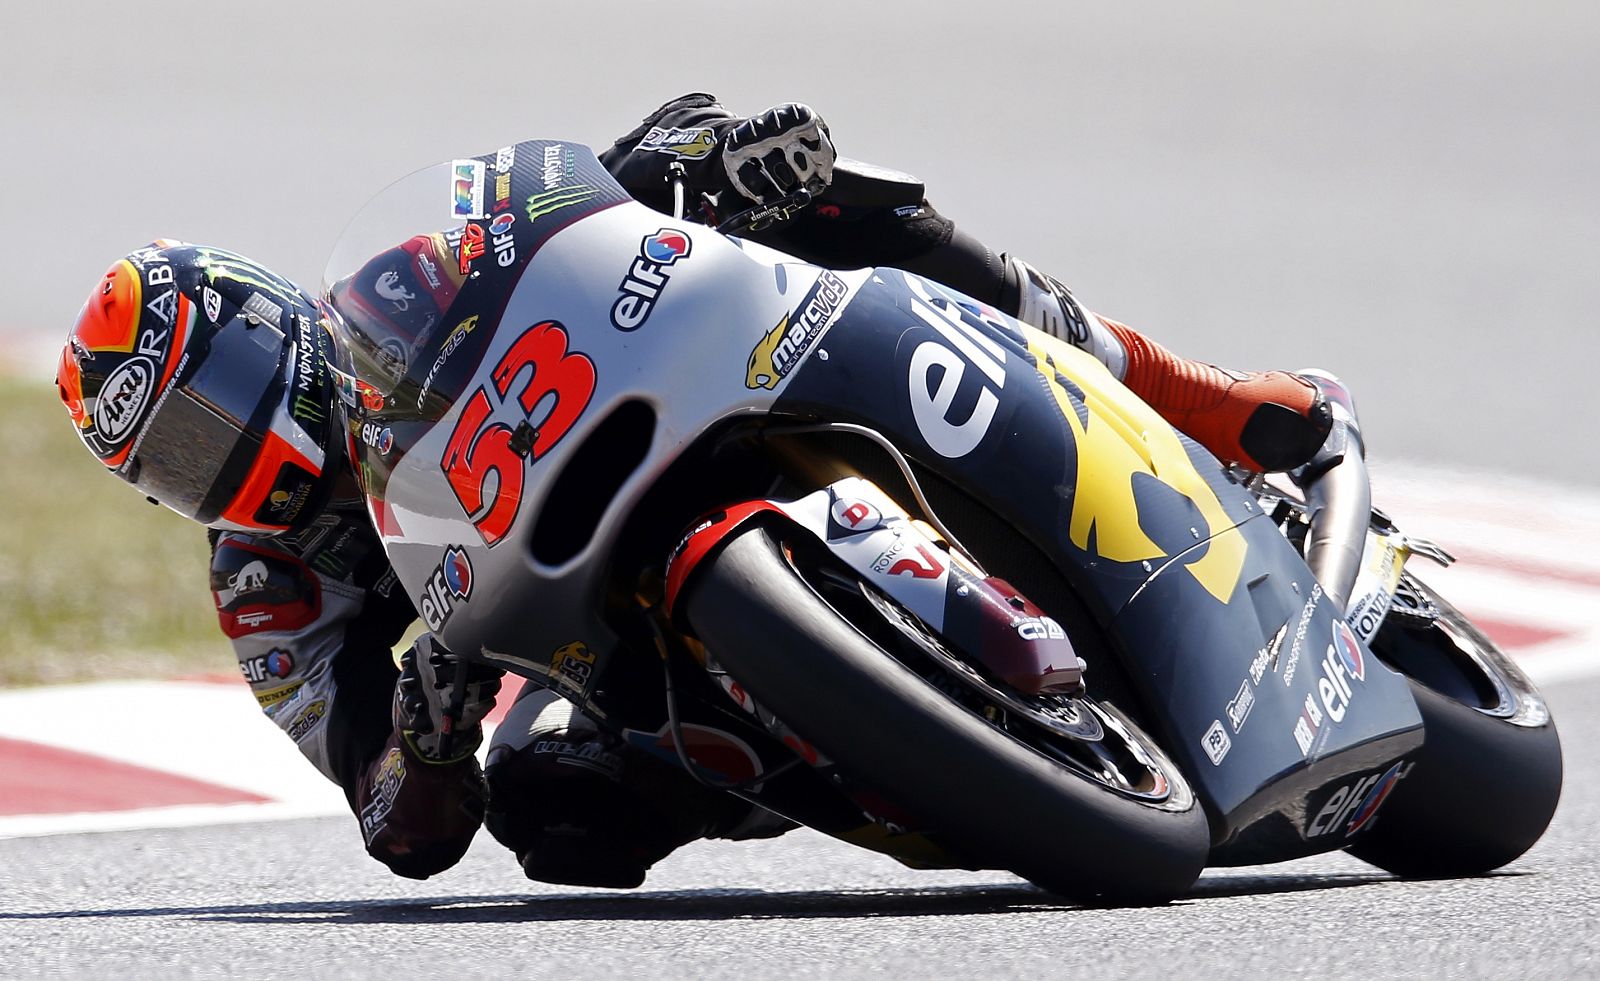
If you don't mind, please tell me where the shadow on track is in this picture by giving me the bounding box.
[1,868,1477,924]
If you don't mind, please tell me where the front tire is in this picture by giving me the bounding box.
[681,524,1209,902]
[1346,573,1563,877]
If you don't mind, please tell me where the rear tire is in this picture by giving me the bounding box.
[682,524,1210,902]
[1346,574,1562,877]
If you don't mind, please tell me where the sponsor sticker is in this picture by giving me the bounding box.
[523,184,600,222]
[213,541,322,638]
[903,277,1007,458]
[1015,616,1066,641]
[550,641,597,695]
[1312,629,1362,728]
[828,496,883,537]
[1307,760,1411,838]
[415,250,442,289]
[457,222,485,275]
[254,681,304,711]
[451,159,486,219]
[1201,719,1231,765]
[202,286,224,323]
[1332,619,1366,682]
[1345,761,1410,835]
[1226,679,1255,732]
[1293,691,1324,756]
[532,736,624,778]
[540,143,573,189]
[1282,583,1323,687]
[240,648,295,683]
[417,315,479,407]
[611,229,692,332]
[746,270,850,389]
[92,357,155,443]
[419,545,473,632]
[285,698,328,742]
[359,746,406,844]
[358,422,394,455]
[637,125,719,159]
[145,288,177,327]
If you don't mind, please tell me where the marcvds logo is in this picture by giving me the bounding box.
[611,229,691,332]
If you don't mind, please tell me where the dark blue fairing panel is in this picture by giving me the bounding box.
[774,267,1422,856]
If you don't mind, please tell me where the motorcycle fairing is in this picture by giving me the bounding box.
[341,156,876,707]
[770,268,1422,849]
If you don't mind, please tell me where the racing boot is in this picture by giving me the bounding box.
[483,688,792,889]
[1004,256,1332,472]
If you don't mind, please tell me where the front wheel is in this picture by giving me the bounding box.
[1346,573,1563,877]
[681,524,1210,902]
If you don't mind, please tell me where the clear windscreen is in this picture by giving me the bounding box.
[321,159,482,399]
[320,140,630,418]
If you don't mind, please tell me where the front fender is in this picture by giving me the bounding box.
[666,476,1082,695]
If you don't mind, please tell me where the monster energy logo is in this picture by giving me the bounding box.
[291,394,325,423]
[194,249,300,301]
[525,185,600,222]
[312,552,347,577]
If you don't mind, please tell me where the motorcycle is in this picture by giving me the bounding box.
[319,139,1562,901]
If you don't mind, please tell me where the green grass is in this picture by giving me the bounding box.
[1,378,231,686]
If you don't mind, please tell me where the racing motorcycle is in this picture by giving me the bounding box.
[320,139,1562,901]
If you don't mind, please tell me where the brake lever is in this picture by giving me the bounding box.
[716,184,818,235]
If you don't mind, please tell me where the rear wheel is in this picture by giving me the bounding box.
[681,523,1210,902]
[1346,573,1562,877]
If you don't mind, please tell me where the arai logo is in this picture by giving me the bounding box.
[93,357,155,442]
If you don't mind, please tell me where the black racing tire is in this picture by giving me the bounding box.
[681,524,1210,903]
[1345,574,1563,878]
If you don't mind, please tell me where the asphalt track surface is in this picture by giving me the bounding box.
[1,672,1594,980]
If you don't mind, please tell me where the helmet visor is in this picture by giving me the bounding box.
[124,313,288,523]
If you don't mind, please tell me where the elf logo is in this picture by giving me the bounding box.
[420,546,474,632]
[611,229,692,332]
[1307,760,1412,837]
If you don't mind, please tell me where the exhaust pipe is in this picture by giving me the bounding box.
[1291,370,1371,614]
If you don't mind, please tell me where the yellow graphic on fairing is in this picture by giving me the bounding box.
[1026,331,1248,604]
[746,313,788,390]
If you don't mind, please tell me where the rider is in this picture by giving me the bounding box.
[55,94,1332,887]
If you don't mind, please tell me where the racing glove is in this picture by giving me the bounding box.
[721,103,836,205]
[358,727,489,879]
[394,634,503,762]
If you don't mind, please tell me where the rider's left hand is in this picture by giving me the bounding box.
[394,634,504,762]
[720,103,836,205]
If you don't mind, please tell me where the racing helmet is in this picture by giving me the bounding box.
[56,241,340,534]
